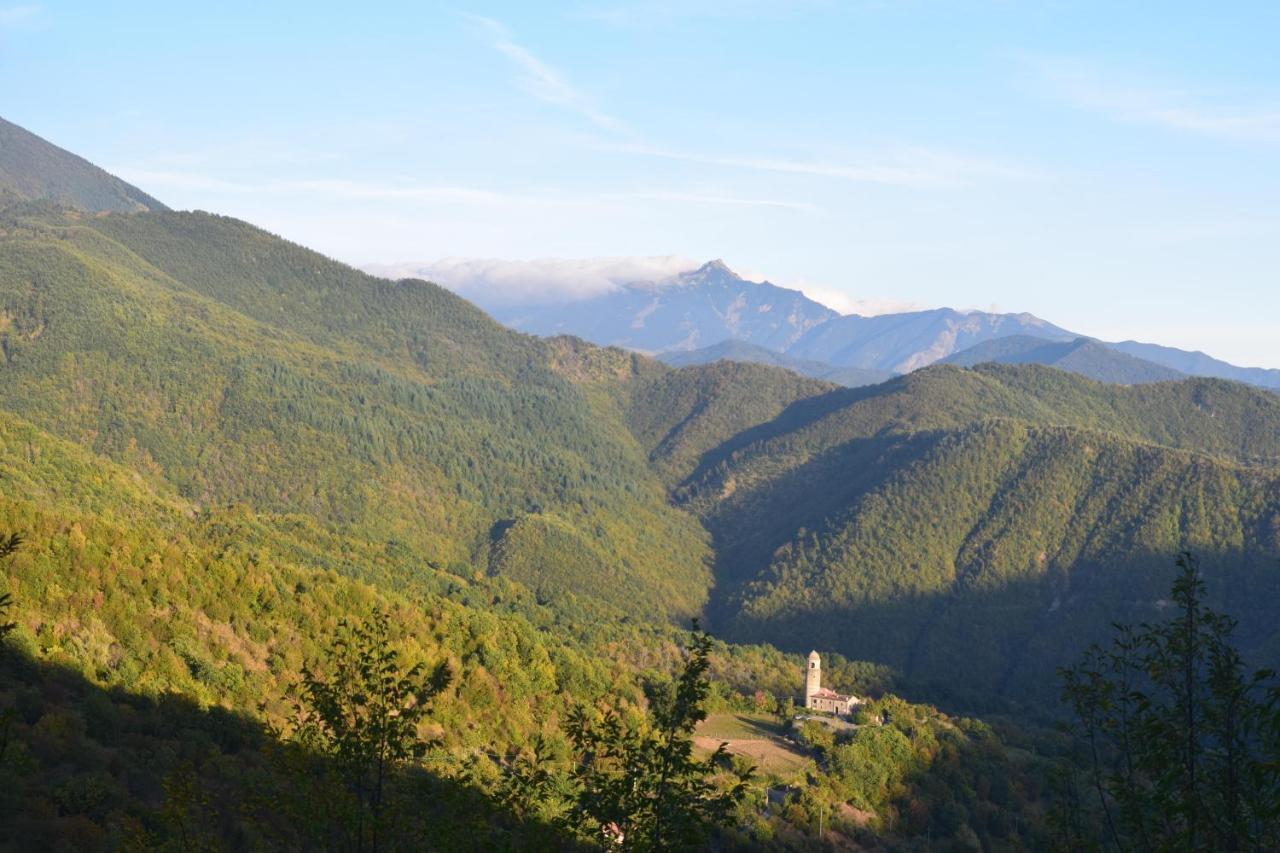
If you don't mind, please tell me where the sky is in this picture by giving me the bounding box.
[2,1,1279,367]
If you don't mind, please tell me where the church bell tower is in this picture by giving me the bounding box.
[805,650,821,707]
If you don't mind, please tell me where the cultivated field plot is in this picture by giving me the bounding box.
[694,713,811,775]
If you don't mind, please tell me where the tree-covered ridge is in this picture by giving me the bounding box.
[3,201,1279,711]
[679,363,1280,518]
[0,205,713,621]
[625,360,835,485]
[0,117,168,213]
[5,121,1280,849]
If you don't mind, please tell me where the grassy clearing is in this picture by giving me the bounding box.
[695,712,810,775]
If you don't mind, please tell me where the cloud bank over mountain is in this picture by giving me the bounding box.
[366,256,699,306]
[367,256,922,317]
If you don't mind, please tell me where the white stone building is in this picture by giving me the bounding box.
[803,650,859,715]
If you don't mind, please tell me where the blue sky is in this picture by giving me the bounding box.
[3,1,1278,366]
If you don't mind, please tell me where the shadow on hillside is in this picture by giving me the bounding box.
[679,394,1280,717]
[676,379,907,492]
[0,649,580,852]
[697,429,948,624]
[719,544,1280,719]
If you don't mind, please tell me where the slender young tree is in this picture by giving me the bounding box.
[562,624,753,851]
[1060,553,1280,851]
[279,608,450,852]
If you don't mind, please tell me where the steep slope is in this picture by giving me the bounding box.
[943,335,1185,384]
[492,260,838,353]
[784,308,1074,373]
[0,116,168,213]
[1109,339,1280,390]
[624,359,836,485]
[0,204,711,622]
[660,339,896,387]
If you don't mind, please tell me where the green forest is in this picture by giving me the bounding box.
[1,151,1279,850]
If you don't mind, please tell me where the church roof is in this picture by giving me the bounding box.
[810,687,852,701]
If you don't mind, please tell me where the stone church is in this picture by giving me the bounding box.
[804,650,859,716]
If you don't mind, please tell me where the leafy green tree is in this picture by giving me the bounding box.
[279,608,451,852]
[1060,553,1280,851]
[562,625,753,851]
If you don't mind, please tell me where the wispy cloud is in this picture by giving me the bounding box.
[469,15,626,133]
[631,189,818,211]
[788,282,926,317]
[1037,57,1280,143]
[582,0,828,28]
[598,141,1040,188]
[365,256,700,305]
[110,168,518,205]
[112,168,817,215]
[0,4,41,28]
[368,255,923,316]
[467,16,1032,190]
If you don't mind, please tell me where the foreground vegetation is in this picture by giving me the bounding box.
[1059,553,1280,850]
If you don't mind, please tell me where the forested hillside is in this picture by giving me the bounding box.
[653,364,1280,702]
[0,204,713,622]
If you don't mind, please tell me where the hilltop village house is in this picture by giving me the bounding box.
[804,650,860,716]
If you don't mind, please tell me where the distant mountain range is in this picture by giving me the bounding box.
[784,306,1074,373]
[489,259,838,353]
[390,257,1277,392]
[0,116,168,213]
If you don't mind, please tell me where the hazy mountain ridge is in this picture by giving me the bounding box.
[783,307,1075,373]
[1111,339,1280,390]
[490,259,839,353]
[942,335,1187,384]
